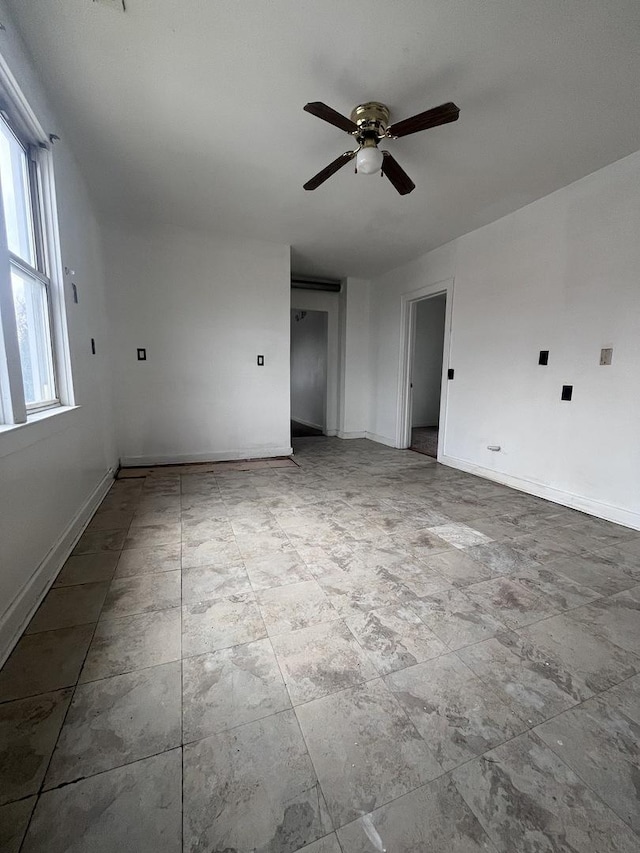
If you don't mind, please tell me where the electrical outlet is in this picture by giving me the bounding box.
[600,347,613,365]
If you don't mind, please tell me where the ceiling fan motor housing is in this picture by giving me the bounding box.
[350,102,390,143]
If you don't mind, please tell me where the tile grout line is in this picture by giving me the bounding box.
[15,481,140,851]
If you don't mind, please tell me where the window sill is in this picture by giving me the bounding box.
[0,405,81,459]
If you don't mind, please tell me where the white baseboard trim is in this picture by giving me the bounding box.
[441,454,640,531]
[0,468,115,667]
[291,416,324,431]
[120,447,294,467]
[365,431,399,448]
[337,430,367,440]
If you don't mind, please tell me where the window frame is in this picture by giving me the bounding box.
[0,52,73,426]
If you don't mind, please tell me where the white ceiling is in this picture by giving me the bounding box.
[6,0,640,279]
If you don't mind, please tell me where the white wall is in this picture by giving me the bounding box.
[0,3,117,662]
[105,223,291,465]
[290,309,327,430]
[411,294,446,427]
[370,150,640,529]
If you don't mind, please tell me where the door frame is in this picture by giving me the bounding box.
[395,278,454,459]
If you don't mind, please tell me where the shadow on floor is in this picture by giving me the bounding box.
[291,420,323,438]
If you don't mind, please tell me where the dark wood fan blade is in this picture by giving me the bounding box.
[381,152,415,195]
[387,101,459,138]
[303,151,356,191]
[304,102,358,134]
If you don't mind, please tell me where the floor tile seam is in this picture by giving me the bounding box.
[285,665,433,715]
[445,724,629,851]
[114,564,182,581]
[318,757,469,837]
[334,773,502,850]
[550,596,640,651]
[582,537,640,562]
[338,613,407,680]
[459,578,590,627]
[258,602,343,637]
[445,648,538,730]
[421,572,618,638]
[27,534,126,836]
[180,688,293,744]
[530,713,640,838]
[86,514,135,536]
[97,592,183,624]
[406,593,512,646]
[264,632,336,835]
[35,744,184,800]
[449,633,640,725]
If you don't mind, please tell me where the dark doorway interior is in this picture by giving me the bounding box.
[410,425,439,457]
[290,308,328,440]
[409,293,446,458]
[291,420,323,438]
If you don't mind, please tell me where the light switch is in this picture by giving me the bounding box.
[599,347,613,365]
[257,355,264,366]
[137,348,147,361]
[561,385,573,401]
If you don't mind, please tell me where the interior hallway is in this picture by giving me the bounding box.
[1,438,639,852]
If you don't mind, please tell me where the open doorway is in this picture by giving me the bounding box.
[397,279,453,459]
[290,308,328,437]
[409,294,447,457]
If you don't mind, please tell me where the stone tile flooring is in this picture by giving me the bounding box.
[1,437,639,852]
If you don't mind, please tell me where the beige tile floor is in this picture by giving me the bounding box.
[1,437,639,852]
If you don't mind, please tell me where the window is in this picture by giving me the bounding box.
[0,70,70,427]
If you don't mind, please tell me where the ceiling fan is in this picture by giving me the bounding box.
[303,100,459,195]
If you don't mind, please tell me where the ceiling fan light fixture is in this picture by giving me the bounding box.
[356,142,383,175]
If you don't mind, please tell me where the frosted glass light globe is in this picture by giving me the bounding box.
[356,145,383,175]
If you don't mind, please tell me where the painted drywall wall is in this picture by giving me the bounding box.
[105,223,291,464]
[290,309,327,430]
[290,288,341,435]
[370,150,640,528]
[0,4,117,662]
[411,294,446,427]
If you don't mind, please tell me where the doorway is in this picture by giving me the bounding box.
[397,279,453,459]
[290,308,328,438]
[409,294,447,457]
